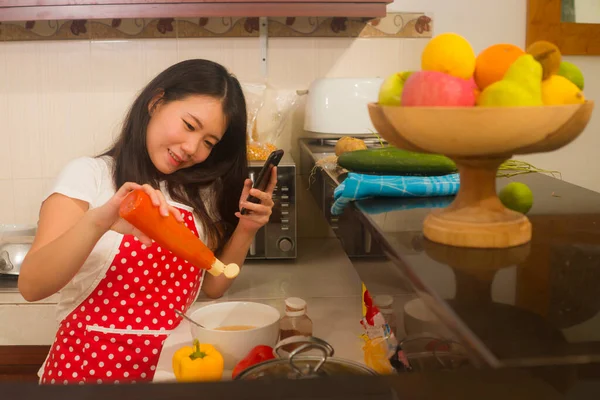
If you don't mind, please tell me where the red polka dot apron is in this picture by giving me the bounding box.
[41,206,204,385]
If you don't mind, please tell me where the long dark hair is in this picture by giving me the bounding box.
[102,59,248,253]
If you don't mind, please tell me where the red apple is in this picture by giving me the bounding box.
[401,70,476,107]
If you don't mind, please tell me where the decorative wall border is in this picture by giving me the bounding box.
[0,13,432,41]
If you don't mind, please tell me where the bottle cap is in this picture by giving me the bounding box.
[285,297,307,317]
[374,294,393,308]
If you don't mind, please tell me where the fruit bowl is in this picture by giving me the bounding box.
[368,102,595,248]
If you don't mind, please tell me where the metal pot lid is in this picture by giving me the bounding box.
[235,336,377,380]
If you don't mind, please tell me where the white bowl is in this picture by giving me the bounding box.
[403,298,453,339]
[189,302,281,369]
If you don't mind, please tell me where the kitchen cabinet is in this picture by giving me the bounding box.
[0,346,49,382]
[0,304,58,345]
[0,1,393,22]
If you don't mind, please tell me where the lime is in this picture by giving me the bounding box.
[499,182,533,214]
[558,61,584,90]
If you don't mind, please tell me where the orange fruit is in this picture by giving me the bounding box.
[474,43,525,90]
[421,32,476,80]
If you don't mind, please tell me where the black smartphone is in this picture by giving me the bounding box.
[241,149,284,215]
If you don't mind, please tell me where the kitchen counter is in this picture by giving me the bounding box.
[151,236,374,382]
[299,137,600,371]
[152,295,366,383]
[0,236,395,305]
[1,237,409,379]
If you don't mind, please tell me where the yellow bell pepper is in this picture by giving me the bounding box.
[172,339,224,382]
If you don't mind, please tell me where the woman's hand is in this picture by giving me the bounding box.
[89,183,184,246]
[235,167,278,233]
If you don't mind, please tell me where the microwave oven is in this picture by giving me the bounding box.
[246,153,297,259]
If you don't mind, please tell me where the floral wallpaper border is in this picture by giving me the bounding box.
[0,13,432,41]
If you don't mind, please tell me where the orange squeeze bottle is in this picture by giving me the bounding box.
[118,189,239,279]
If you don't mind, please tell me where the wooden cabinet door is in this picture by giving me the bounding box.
[0,1,392,21]
[0,346,50,382]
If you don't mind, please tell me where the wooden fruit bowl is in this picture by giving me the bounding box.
[368,102,595,249]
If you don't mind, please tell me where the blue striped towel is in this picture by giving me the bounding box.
[355,196,455,215]
[331,173,460,216]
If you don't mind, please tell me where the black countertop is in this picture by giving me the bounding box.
[299,137,600,370]
[4,365,600,399]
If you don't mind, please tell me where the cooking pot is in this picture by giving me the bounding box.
[234,336,377,380]
[0,236,33,276]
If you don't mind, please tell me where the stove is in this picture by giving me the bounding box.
[299,137,384,258]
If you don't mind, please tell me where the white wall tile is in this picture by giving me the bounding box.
[142,39,179,84]
[4,43,43,180]
[177,38,235,72]
[177,38,261,83]
[38,40,91,94]
[231,38,262,83]
[8,94,43,179]
[13,178,44,225]
[316,38,403,79]
[267,38,317,89]
[40,93,95,178]
[0,44,11,180]
[399,39,428,72]
[4,41,42,94]
[90,40,147,94]
[89,40,145,156]
[0,180,15,223]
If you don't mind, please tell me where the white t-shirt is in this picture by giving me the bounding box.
[43,156,207,323]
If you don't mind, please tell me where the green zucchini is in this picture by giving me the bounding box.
[337,147,457,176]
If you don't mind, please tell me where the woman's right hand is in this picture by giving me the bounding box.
[89,182,184,246]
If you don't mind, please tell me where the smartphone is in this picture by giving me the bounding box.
[241,149,284,215]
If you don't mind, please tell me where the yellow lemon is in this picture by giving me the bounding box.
[421,32,476,80]
[541,75,585,105]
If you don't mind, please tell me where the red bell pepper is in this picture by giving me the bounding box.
[231,345,275,379]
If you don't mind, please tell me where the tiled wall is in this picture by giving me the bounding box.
[0,14,430,226]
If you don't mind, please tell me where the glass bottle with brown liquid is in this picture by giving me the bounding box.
[278,297,313,352]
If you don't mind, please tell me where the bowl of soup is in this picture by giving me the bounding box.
[189,301,281,369]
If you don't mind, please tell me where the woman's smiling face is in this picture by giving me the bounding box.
[146,95,227,174]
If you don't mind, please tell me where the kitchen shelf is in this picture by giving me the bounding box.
[0,1,392,22]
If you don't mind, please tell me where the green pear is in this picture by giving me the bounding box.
[477,54,544,107]
[378,71,414,106]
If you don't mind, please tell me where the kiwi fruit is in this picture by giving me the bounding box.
[526,40,562,80]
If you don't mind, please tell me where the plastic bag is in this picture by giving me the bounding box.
[241,82,267,142]
[245,84,299,161]
[360,289,411,374]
